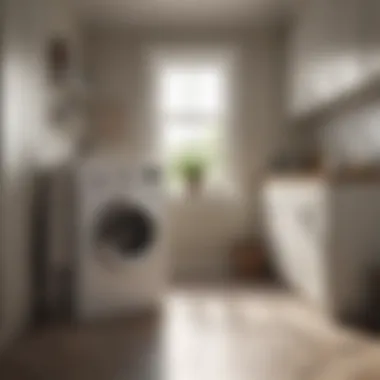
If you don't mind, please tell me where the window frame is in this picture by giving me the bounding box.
[147,45,237,191]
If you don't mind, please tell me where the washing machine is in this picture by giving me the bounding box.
[75,158,168,320]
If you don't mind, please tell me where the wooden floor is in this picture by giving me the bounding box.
[0,287,377,380]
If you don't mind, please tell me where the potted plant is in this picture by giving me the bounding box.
[175,152,208,194]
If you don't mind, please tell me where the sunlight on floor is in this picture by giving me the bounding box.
[160,288,374,380]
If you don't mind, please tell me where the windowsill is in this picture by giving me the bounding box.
[166,180,240,203]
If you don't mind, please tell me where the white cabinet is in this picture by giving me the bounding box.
[288,0,327,115]
[360,0,380,80]
[263,180,329,308]
[288,0,372,118]
[263,178,380,319]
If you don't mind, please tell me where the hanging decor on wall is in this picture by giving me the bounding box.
[46,36,87,127]
[47,36,71,85]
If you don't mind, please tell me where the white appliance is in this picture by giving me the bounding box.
[75,158,168,320]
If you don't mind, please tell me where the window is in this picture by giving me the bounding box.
[153,51,231,190]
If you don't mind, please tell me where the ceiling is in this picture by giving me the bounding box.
[74,0,297,28]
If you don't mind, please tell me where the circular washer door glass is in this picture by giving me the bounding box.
[94,201,156,259]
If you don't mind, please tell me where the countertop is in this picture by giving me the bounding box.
[267,167,380,185]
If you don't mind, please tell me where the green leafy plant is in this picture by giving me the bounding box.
[174,151,208,187]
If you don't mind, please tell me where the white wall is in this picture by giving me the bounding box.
[84,26,285,279]
[0,0,81,349]
[1,0,41,350]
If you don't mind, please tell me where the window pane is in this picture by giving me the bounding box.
[164,119,220,160]
[160,65,225,115]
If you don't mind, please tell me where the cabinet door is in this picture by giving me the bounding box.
[323,0,363,97]
[288,0,363,117]
[263,181,328,304]
[360,0,380,81]
[288,0,327,115]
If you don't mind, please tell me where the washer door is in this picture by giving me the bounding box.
[94,201,156,260]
